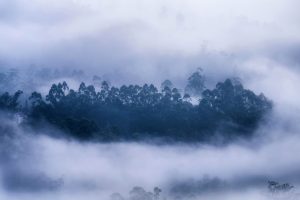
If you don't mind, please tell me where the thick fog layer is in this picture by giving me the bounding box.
[1,0,300,199]
[1,0,300,85]
[0,109,300,200]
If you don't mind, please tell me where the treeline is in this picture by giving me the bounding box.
[110,186,163,200]
[0,71,272,143]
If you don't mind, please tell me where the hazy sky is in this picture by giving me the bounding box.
[1,0,300,112]
[0,0,300,85]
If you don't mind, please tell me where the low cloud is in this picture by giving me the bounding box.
[1,1,300,200]
[0,112,300,200]
[1,0,300,85]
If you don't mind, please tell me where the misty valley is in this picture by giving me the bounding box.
[1,0,300,199]
[1,68,299,200]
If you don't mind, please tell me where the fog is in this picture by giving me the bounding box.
[1,0,300,199]
[1,0,300,85]
[0,104,299,200]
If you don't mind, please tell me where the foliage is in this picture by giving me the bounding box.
[111,186,162,200]
[161,80,174,91]
[23,78,272,142]
[0,90,23,112]
[0,70,272,143]
[184,68,205,96]
[268,181,294,193]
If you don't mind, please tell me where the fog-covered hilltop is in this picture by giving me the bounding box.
[0,69,272,143]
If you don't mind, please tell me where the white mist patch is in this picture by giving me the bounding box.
[1,127,299,200]
[37,135,300,185]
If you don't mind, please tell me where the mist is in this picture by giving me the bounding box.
[1,0,300,85]
[0,102,299,200]
[1,0,300,199]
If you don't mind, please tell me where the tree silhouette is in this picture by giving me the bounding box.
[185,68,205,96]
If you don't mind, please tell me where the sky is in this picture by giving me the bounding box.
[0,0,300,85]
[1,0,300,117]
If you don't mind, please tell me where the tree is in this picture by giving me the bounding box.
[199,78,272,135]
[171,88,181,103]
[129,186,154,200]
[161,80,173,91]
[153,187,162,200]
[268,181,294,194]
[46,83,67,105]
[110,193,125,200]
[29,92,43,107]
[0,90,23,111]
[185,68,205,96]
[25,75,272,143]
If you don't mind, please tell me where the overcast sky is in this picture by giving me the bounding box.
[0,0,300,97]
[0,1,299,67]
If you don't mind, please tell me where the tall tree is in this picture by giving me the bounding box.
[185,68,205,96]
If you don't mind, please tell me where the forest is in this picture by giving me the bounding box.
[0,69,272,143]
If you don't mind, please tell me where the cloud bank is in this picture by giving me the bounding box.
[1,0,300,85]
[0,113,300,200]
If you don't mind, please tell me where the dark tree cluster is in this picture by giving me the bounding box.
[110,186,162,200]
[268,181,294,194]
[0,73,272,143]
[0,90,23,112]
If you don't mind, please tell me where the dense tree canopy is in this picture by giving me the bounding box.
[0,72,272,143]
[0,90,23,112]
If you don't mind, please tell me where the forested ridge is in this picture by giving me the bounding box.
[0,70,272,143]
